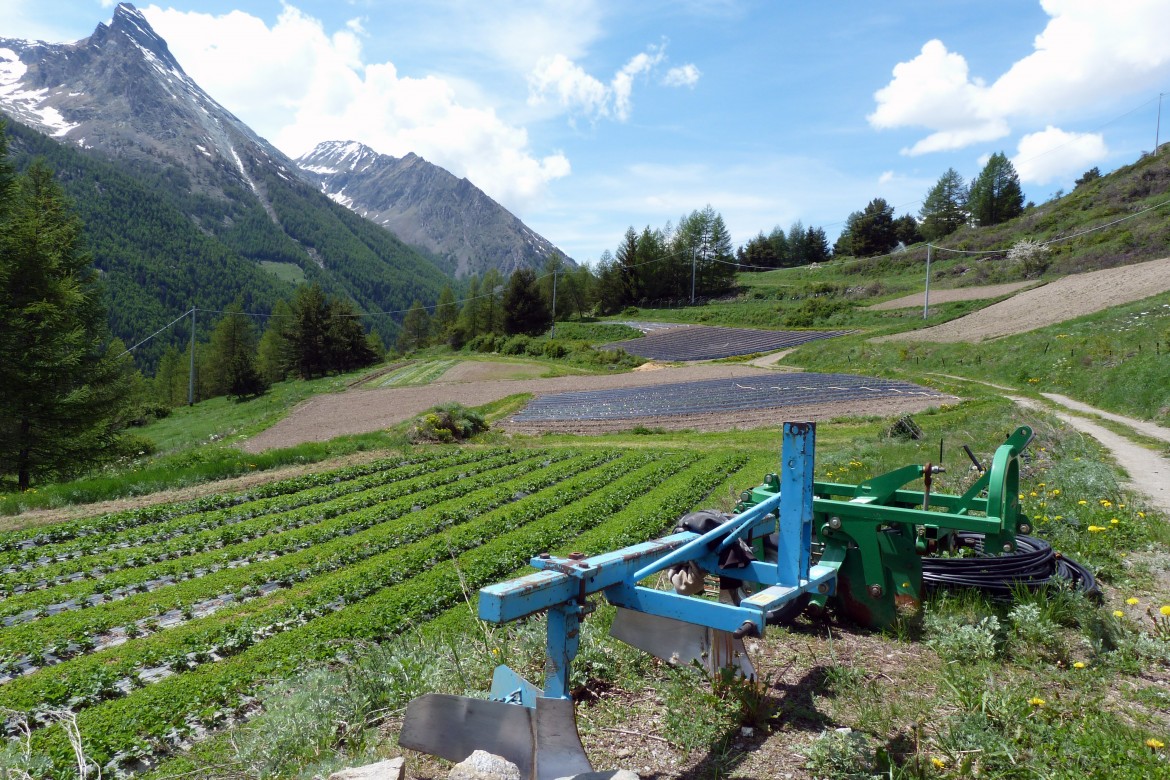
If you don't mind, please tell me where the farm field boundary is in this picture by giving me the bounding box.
[604,325,851,361]
[503,373,956,434]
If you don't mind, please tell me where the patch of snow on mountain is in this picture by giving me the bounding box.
[228,146,257,193]
[0,49,26,87]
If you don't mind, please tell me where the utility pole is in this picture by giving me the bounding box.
[550,269,558,339]
[187,307,196,406]
[690,247,697,305]
[923,245,932,320]
[1157,92,1164,155]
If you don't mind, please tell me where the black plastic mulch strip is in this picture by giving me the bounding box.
[603,326,852,361]
[510,373,947,421]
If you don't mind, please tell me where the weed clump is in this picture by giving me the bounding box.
[407,403,488,443]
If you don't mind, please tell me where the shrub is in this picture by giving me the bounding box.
[501,335,531,356]
[406,404,489,444]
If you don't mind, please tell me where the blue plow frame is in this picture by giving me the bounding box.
[478,421,838,704]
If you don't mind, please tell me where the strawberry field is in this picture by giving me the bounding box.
[0,445,752,776]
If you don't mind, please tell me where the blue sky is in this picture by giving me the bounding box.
[6,1,1170,263]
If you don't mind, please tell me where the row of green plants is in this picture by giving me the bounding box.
[0,452,551,619]
[0,449,539,593]
[0,447,743,775]
[0,447,493,562]
[0,452,615,663]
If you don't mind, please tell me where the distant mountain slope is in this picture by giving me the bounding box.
[0,3,451,365]
[297,140,573,277]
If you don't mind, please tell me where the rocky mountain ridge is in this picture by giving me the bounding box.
[296,140,573,278]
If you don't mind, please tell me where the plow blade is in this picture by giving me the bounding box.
[399,693,591,780]
[610,607,755,679]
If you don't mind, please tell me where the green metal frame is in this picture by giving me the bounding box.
[736,425,1033,627]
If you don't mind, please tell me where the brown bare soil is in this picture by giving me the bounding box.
[875,255,1170,343]
[867,280,1036,310]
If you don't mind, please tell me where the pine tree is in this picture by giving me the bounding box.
[615,226,642,305]
[207,302,267,400]
[850,198,898,257]
[805,226,831,263]
[0,150,135,489]
[482,268,504,334]
[290,284,331,379]
[433,284,458,343]
[325,297,376,372]
[457,275,484,341]
[503,268,552,335]
[967,152,1024,227]
[398,300,432,352]
[919,168,968,240]
[257,299,295,384]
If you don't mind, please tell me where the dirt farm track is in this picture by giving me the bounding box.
[242,256,1170,452]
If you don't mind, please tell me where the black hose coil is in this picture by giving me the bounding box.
[922,533,1099,599]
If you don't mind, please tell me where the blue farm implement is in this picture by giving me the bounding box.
[401,421,1091,778]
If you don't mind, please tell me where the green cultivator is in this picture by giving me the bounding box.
[401,422,1094,778]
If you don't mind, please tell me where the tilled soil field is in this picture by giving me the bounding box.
[876,255,1170,342]
[243,363,955,451]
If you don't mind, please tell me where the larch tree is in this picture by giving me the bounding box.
[968,152,1024,227]
[207,302,266,400]
[919,168,968,240]
[432,284,458,343]
[398,300,432,352]
[0,146,135,489]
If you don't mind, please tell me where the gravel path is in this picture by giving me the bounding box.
[875,255,1170,342]
[1011,394,1170,517]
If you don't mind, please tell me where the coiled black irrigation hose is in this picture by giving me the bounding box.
[923,532,1100,599]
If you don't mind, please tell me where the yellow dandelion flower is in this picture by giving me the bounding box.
[1038,482,1046,488]
[1077,500,1088,506]
[1019,493,1025,500]
[1160,605,1170,617]
[1087,525,1106,532]
[1073,661,1086,669]
[1138,512,1146,518]
[931,757,947,769]
[1101,499,1113,508]
[1029,491,1038,498]
[1147,738,1165,750]
[1110,518,1119,525]
[1028,697,1045,707]
[1054,515,1063,520]
[1113,610,1124,617]
[1127,597,1140,606]
[1050,489,1061,496]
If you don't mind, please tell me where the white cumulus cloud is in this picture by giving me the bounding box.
[1012,126,1108,185]
[662,64,701,88]
[141,4,568,211]
[870,0,1170,158]
[528,43,688,122]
